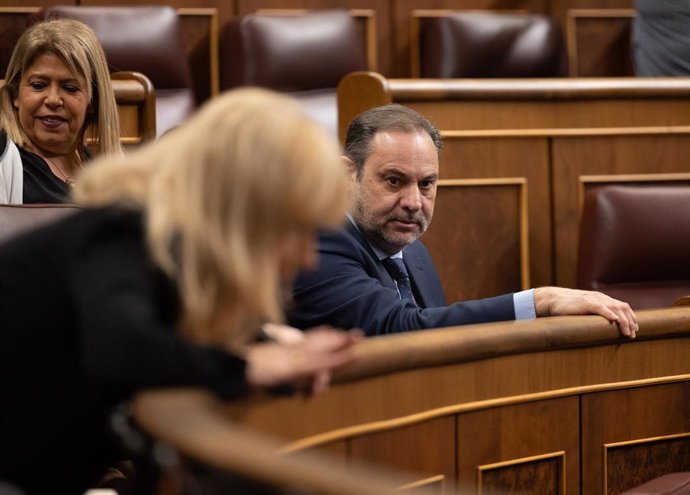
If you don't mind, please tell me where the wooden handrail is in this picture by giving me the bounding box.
[134,389,440,495]
[339,71,690,102]
[134,307,690,493]
[334,306,690,382]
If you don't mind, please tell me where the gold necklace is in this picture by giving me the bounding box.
[33,149,80,187]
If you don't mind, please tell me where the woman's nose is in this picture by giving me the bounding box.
[44,85,63,106]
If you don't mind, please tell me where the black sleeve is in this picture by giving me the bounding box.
[71,221,248,400]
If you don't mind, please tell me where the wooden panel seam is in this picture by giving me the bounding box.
[281,374,690,453]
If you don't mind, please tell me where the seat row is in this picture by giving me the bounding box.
[14,7,573,136]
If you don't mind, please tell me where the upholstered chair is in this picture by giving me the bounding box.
[577,184,690,309]
[418,12,566,78]
[222,10,368,136]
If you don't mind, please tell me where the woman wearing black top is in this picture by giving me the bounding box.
[0,19,122,203]
[0,88,358,494]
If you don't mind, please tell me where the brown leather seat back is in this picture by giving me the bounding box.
[577,184,690,309]
[620,472,690,494]
[0,205,79,245]
[419,13,566,78]
[37,5,194,136]
[222,9,367,136]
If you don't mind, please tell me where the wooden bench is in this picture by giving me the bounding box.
[135,304,690,494]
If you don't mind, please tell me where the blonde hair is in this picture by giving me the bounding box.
[73,88,347,347]
[0,19,122,160]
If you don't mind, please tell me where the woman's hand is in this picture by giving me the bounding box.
[246,326,362,395]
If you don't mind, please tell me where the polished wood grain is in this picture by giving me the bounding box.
[438,136,549,288]
[178,8,219,102]
[135,307,690,495]
[565,9,635,77]
[349,416,455,491]
[108,71,157,146]
[460,399,576,493]
[605,434,690,494]
[135,306,690,494]
[0,7,41,77]
[581,382,690,494]
[423,178,528,301]
[478,451,564,495]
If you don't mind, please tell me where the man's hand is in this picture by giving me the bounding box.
[534,287,639,338]
[246,326,362,394]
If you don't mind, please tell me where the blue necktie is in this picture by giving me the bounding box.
[382,257,416,304]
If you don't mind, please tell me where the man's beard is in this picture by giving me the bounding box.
[356,206,430,253]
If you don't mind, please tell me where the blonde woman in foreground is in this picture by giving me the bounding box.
[0,88,359,495]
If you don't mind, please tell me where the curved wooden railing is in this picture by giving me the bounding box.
[135,306,690,494]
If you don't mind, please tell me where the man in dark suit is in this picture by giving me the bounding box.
[288,104,638,337]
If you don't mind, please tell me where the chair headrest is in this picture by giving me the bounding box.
[420,13,566,78]
[222,10,367,91]
[36,6,191,89]
[578,184,690,285]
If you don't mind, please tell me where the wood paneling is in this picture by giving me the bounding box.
[135,308,690,495]
[178,8,219,102]
[437,136,550,288]
[551,133,690,287]
[0,6,42,77]
[478,452,564,495]
[349,416,455,491]
[605,435,690,494]
[566,9,634,76]
[458,398,577,494]
[423,178,529,301]
[581,382,690,494]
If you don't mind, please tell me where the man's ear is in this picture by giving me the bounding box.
[341,156,357,183]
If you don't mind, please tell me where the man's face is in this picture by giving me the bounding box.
[349,130,439,254]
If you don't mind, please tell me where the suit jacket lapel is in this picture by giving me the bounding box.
[344,221,397,289]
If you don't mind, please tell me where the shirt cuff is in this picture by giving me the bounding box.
[513,289,536,320]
